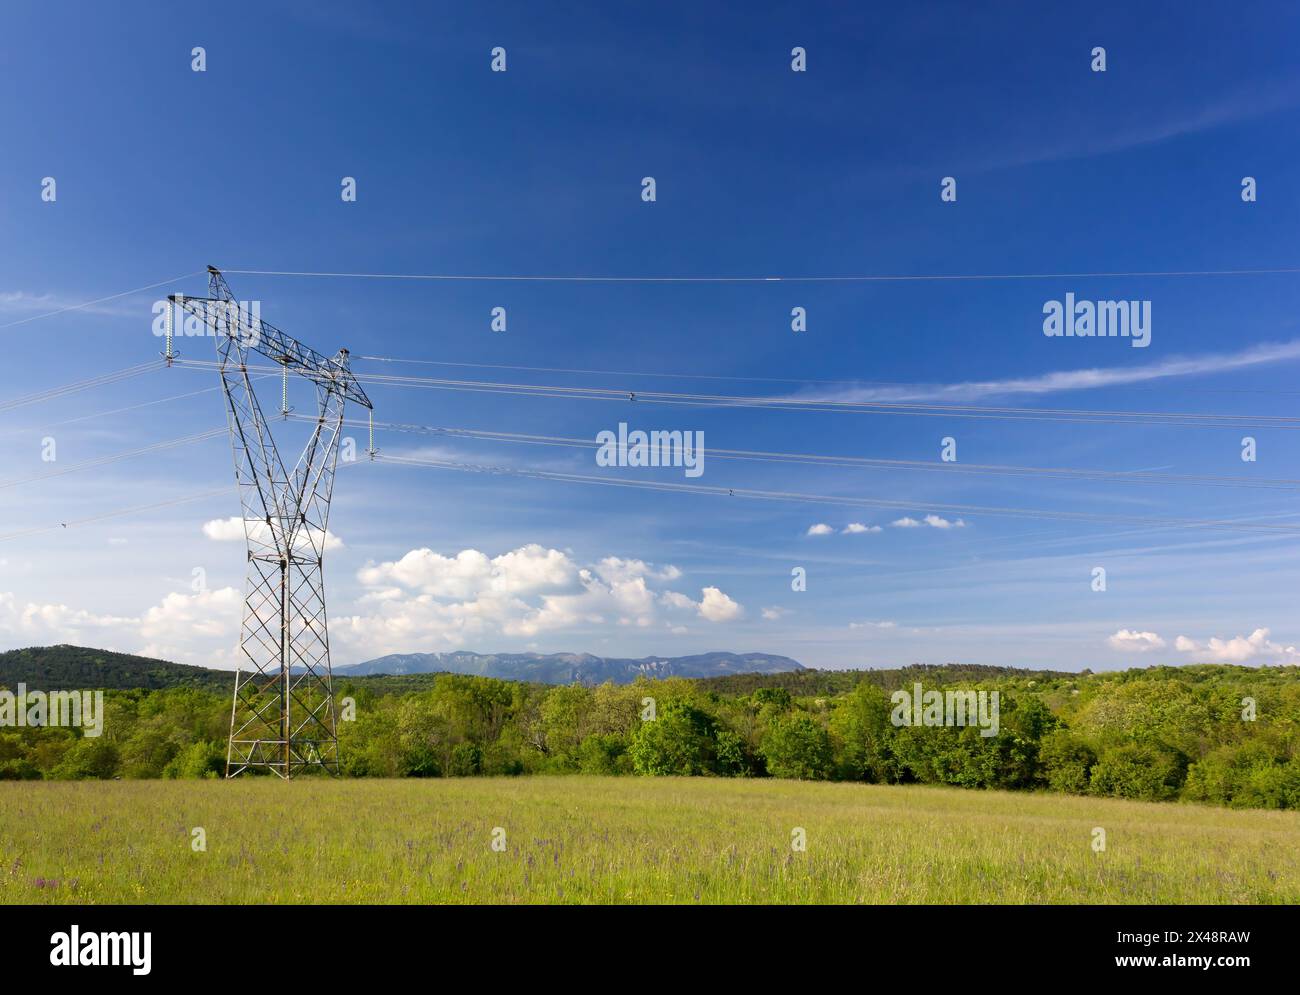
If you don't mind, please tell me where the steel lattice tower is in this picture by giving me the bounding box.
[171,266,372,778]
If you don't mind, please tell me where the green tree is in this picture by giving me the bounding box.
[760,714,834,780]
[1090,742,1186,801]
[1039,729,1095,794]
[51,737,120,779]
[830,683,902,782]
[628,701,719,776]
[163,739,225,779]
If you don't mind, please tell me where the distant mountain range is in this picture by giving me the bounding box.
[0,645,805,691]
[338,650,806,684]
[0,645,1084,697]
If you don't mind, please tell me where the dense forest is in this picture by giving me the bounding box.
[2,648,1298,810]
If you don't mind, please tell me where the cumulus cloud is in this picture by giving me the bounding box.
[760,606,788,621]
[659,591,697,611]
[923,514,965,529]
[843,522,882,534]
[137,588,243,666]
[203,516,344,553]
[805,523,834,536]
[336,545,743,658]
[357,544,573,598]
[1107,629,1166,652]
[0,587,242,668]
[1174,627,1300,664]
[596,557,682,584]
[698,586,743,622]
[0,591,135,637]
[891,515,964,530]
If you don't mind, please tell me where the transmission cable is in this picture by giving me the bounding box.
[223,265,1300,284]
[0,429,225,491]
[319,415,1300,491]
[369,453,1300,535]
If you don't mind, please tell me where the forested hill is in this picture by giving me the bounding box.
[0,645,1075,695]
[340,650,805,683]
[0,645,231,691]
[694,663,1080,696]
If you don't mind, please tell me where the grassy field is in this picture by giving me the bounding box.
[2,777,1298,904]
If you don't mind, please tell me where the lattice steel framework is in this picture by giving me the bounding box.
[171,266,371,778]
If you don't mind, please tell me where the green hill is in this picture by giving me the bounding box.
[0,645,231,692]
[0,644,1075,696]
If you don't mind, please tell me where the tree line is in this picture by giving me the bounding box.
[1,664,1298,809]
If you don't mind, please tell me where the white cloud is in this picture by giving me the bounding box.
[0,587,241,669]
[843,522,882,534]
[1174,627,1300,664]
[892,515,964,530]
[203,516,344,553]
[1107,629,1166,652]
[805,523,834,536]
[595,556,682,584]
[796,339,1300,404]
[761,606,788,621]
[659,591,697,611]
[357,544,572,598]
[923,514,965,529]
[0,591,135,636]
[138,588,242,666]
[850,620,897,630]
[336,545,744,659]
[698,586,743,623]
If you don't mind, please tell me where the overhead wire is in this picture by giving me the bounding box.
[0,428,225,491]
[369,452,1300,535]
[314,414,1300,491]
[172,358,1300,430]
[0,361,161,414]
[0,271,206,330]
[0,488,230,543]
[223,266,1300,283]
[356,353,1300,399]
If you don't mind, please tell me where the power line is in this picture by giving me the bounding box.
[358,354,884,387]
[0,487,229,543]
[0,272,205,330]
[0,362,160,414]
[45,373,276,428]
[325,415,1300,491]
[357,353,1300,399]
[0,429,225,491]
[369,453,1300,535]
[224,266,1300,284]
[174,359,1300,429]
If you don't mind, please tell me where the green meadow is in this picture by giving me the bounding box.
[2,777,1297,904]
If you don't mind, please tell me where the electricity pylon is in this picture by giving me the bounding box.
[171,266,371,778]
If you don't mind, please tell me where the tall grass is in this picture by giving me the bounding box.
[2,777,1297,904]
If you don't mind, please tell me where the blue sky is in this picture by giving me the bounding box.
[3,0,1300,671]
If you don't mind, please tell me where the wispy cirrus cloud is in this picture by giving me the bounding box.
[0,290,144,320]
[795,339,1300,404]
